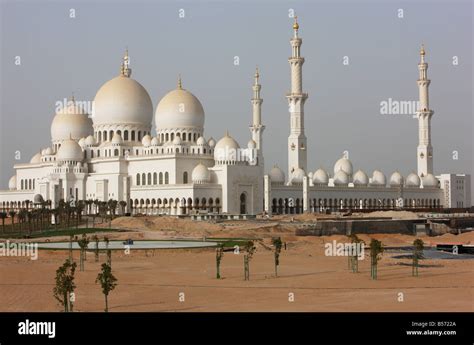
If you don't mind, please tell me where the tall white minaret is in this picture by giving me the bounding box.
[250,67,265,160]
[287,16,308,176]
[416,44,434,177]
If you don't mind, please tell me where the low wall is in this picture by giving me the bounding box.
[296,219,417,236]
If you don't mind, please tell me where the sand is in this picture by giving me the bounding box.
[0,215,472,312]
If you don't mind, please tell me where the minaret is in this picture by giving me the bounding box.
[287,16,308,176]
[249,67,265,164]
[416,44,434,177]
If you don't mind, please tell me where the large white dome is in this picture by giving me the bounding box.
[334,156,353,176]
[93,76,153,126]
[269,166,285,184]
[50,99,93,143]
[313,168,329,185]
[57,139,83,162]
[155,87,204,131]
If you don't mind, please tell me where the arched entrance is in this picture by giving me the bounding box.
[240,193,247,214]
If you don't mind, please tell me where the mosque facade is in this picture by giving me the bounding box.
[0,18,471,215]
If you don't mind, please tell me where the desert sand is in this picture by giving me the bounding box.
[0,214,472,312]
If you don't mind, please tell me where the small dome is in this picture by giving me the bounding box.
[30,152,42,164]
[155,86,205,132]
[313,168,329,185]
[333,170,349,185]
[173,136,183,145]
[192,163,210,184]
[196,136,206,146]
[85,135,96,146]
[214,132,240,162]
[353,170,369,186]
[8,175,16,190]
[151,137,159,146]
[247,139,256,149]
[371,170,386,186]
[208,137,216,148]
[290,168,305,184]
[406,173,421,187]
[269,166,285,184]
[334,156,353,176]
[78,138,86,148]
[141,134,151,147]
[422,173,438,188]
[111,133,123,145]
[57,139,83,162]
[51,98,93,143]
[390,171,404,186]
[33,194,44,204]
[45,147,53,155]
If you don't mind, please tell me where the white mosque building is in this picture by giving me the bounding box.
[0,18,470,216]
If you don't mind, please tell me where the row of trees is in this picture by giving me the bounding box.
[347,235,425,279]
[214,235,425,282]
[54,235,117,312]
[0,199,128,235]
[215,237,284,281]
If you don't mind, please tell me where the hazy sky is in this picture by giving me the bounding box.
[1,0,472,195]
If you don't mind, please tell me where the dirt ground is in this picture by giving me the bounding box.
[0,214,472,312]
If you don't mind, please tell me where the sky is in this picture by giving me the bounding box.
[0,0,472,195]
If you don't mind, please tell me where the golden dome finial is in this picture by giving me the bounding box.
[177,74,182,89]
[121,47,131,77]
[254,66,259,79]
[293,15,299,30]
[420,44,425,56]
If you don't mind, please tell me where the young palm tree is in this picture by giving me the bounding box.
[243,241,256,281]
[215,244,224,279]
[53,259,77,312]
[412,239,424,277]
[76,234,90,271]
[96,262,117,312]
[272,237,283,277]
[369,239,384,280]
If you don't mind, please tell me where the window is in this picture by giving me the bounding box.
[124,130,129,141]
[142,173,146,185]
[159,172,163,185]
[153,173,157,185]
[183,172,188,184]
[103,131,107,141]
[131,131,136,141]
[165,172,169,184]
[147,173,152,185]
[136,173,140,186]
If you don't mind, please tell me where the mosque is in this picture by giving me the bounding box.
[0,18,471,216]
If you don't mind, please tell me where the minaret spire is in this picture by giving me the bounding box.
[287,16,308,176]
[416,44,434,177]
[120,48,132,77]
[177,74,183,89]
[249,66,265,166]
